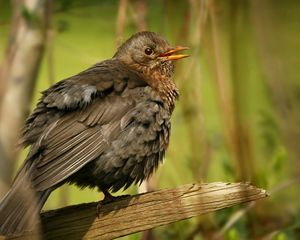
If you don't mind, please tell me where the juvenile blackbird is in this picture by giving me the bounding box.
[0,31,188,235]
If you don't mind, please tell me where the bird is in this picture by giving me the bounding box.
[0,31,188,236]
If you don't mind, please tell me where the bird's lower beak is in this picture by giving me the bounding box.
[159,46,189,61]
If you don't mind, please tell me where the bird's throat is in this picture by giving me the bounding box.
[130,62,179,112]
[147,73,179,112]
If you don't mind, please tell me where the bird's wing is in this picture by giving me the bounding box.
[21,60,146,146]
[30,94,138,191]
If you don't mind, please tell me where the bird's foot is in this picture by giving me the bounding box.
[96,190,130,217]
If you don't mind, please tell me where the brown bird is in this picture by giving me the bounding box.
[0,31,188,236]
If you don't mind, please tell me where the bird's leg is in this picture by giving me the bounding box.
[96,188,130,217]
[101,189,115,204]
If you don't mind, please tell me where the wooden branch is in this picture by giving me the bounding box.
[2,182,267,240]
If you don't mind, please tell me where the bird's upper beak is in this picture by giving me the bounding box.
[158,46,189,61]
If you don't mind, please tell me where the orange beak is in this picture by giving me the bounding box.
[159,46,189,61]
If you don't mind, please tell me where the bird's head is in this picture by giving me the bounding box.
[114,31,188,79]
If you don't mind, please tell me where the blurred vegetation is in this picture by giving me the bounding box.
[0,0,300,239]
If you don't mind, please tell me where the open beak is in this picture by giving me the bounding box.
[159,46,189,61]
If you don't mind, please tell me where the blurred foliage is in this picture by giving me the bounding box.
[1,0,300,239]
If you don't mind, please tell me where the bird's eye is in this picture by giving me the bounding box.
[144,48,153,55]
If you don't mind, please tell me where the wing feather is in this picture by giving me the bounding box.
[30,95,135,191]
[33,126,107,190]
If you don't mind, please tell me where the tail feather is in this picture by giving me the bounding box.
[0,163,50,236]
